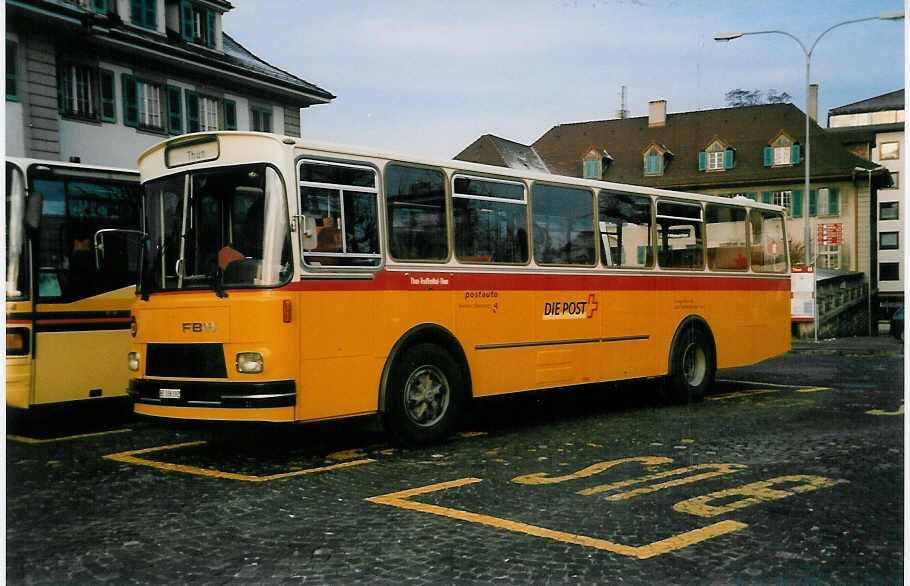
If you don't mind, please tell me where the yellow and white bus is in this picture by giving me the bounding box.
[125,132,790,444]
[6,157,140,413]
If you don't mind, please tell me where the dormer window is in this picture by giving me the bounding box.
[699,140,734,172]
[180,1,216,49]
[643,144,671,176]
[582,148,612,180]
[764,133,800,167]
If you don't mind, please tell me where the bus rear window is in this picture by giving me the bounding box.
[385,164,448,261]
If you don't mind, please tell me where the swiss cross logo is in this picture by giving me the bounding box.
[586,294,599,318]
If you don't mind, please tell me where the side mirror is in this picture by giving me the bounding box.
[25,193,42,232]
[299,215,317,250]
[93,228,149,271]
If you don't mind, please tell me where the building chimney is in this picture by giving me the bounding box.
[808,84,818,122]
[649,100,667,127]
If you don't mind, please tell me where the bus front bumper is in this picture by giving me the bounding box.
[128,379,296,409]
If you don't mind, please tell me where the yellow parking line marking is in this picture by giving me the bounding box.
[709,381,831,401]
[7,428,132,444]
[707,389,779,401]
[104,441,375,481]
[366,478,748,559]
[866,402,904,416]
[795,387,830,393]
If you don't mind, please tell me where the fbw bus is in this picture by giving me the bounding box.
[6,158,140,413]
[122,132,790,444]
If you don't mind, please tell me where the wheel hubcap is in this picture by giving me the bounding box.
[403,365,450,427]
[682,343,707,387]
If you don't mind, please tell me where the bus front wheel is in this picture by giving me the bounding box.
[666,325,715,404]
[385,343,464,446]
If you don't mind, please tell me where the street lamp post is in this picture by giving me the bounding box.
[715,10,904,270]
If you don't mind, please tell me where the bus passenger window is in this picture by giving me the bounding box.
[531,184,595,265]
[705,204,748,270]
[598,191,653,268]
[453,175,528,264]
[385,164,447,261]
[750,209,788,273]
[656,200,704,270]
[299,160,381,268]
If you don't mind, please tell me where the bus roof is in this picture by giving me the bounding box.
[6,156,138,176]
[138,132,785,211]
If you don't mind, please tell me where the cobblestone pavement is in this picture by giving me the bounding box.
[6,338,903,584]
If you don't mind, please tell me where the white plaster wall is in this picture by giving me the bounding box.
[6,101,26,157]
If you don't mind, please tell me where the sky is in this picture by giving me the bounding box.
[224,0,906,160]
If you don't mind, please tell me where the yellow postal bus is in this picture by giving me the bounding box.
[125,132,790,444]
[6,158,140,413]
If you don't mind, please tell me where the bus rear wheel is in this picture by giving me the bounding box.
[385,343,464,446]
[666,325,715,404]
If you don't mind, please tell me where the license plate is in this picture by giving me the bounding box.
[159,388,181,399]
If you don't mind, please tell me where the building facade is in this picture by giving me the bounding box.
[828,89,904,323]
[456,100,886,284]
[6,0,334,168]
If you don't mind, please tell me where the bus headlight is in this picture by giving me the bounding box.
[128,352,140,371]
[236,352,263,374]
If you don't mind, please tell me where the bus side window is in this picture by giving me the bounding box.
[531,183,595,266]
[385,164,448,261]
[452,175,528,264]
[598,191,653,268]
[705,203,748,271]
[656,200,704,270]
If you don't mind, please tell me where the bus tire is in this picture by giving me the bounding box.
[385,343,464,446]
[665,324,715,404]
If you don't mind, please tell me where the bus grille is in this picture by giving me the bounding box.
[146,344,228,378]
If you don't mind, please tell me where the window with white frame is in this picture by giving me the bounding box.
[59,63,97,118]
[199,95,219,131]
[880,141,900,160]
[772,190,791,212]
[880,232,899,250]
[137,80,162,129]
[765,134,799,167]
[880,201,899,220]
[818,244,840,270]
[644,146,663,176]
[705,141,725,170]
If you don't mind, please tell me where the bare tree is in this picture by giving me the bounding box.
[725,88,792,107]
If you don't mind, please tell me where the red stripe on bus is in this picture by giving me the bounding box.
[281,271,790,293]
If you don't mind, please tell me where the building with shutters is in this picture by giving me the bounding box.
[828,89,904,323]
[6,0,334,169]
[456,100,889,285]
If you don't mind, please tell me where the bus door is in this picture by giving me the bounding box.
[29,165,139,405]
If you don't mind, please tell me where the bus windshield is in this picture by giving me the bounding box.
[141,163,291,292]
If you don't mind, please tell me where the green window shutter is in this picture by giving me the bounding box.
[828,188,839,216]
[206,11,216,48]
[180,1,194,41]
[747,193,757,201]
[792,189,803,217]
[185,91,199,133]
[121,73,138,127]
[583,159,597,179]
[99,69,115,122]
[791,144,801,164]
[809,189,817,217]
[763,146,773,167]
[761,192,771,204]
[91,0,107,14]
[724,149,734,169]
[6,40,19,101]
[166,85,182,134]
[130,0,142,24]
[223,99,237,130]
[698,151,706,171]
